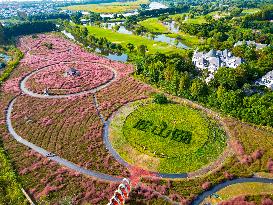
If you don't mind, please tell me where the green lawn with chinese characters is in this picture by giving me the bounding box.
[120,102,227,173]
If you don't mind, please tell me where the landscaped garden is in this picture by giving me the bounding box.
[0,31,272,205]
[109,99,227,173]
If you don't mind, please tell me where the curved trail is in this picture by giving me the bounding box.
[192,177,273,205]
[6,97,123,182]
[20,63,117,99]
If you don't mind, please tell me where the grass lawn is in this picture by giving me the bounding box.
[167,32,202,47]
[110,100,227,173]
[86,25,184,54]
[184,15,207,24]
[138,17,202,46]
[201,182,273,204]
[242,8,261,15]
[138,18,169,34]
[218,182,273,200]
[62,0,148,13]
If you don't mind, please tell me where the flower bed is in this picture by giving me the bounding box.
[26,62,114,95]
[96,77,154,119]
[17,34,135,95]
[11,95,129,177]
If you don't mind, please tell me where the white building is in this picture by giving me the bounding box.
[255,70,273,90]
[234,41,268,50]
[192,49,243,82]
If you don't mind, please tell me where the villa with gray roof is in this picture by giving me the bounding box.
[255,70,273,90]
[192,49,243,83]
[234,41,268,50]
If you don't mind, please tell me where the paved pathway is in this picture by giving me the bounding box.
[20,63,118,99]
[192,177,273,205]
[6,97,123,182]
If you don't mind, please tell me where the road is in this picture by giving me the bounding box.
[192,177,273,205]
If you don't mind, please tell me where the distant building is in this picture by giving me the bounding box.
[66,68,80,77]
[192,49,243,82]
[80,19,89,24]
[234,41,268,50]
[255,70,273,90]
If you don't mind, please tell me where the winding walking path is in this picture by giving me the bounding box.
[6,97,123,182]
[20,62,118,99]
[192,177,273,205]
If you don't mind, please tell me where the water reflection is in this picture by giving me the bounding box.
[148,2,168,10]
[164,21,180,33]
[101,22,133,34]
[94,47,128,62]
[150,34,189,49]
[62,30,128,62]
[0,53,11,62]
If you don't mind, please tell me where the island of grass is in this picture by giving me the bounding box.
[202,182,273,204]
[109,99,227,173]
[138,18,169,34]
[85,25,184,54]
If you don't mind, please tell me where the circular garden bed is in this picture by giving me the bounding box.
[109,99,227,174]
[25,62,114,95]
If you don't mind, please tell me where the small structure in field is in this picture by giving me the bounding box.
[65,68,80,77]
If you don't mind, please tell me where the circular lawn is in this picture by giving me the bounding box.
[109,100,227,173]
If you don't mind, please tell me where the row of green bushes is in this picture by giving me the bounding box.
[0,47,26,204]
[0,48,23,86]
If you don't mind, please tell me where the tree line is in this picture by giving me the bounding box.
[0,21,57,44]
[135,47,273,127]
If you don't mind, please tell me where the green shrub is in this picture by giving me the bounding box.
[153,93,168,104]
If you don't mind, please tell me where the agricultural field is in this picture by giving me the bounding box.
[62,0,149,13]
[110,100,227,173]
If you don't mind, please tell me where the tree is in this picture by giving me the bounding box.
[126,43,135,52]
[137,45,147,56]
[80,27,88,38]
[71,12,83,24]
[214,67,238,89]
[190,79,207,100]
[153,93,168,104]
[0,23,4,44]
[178,72,190,94]
[230,7,243,17]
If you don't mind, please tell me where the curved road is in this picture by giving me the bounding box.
[20,62,118,99]
[6,97,123,182]
[192,177,273,205]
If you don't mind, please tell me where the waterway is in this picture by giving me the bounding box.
[61,30,128,62]
[99,21,190,49]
